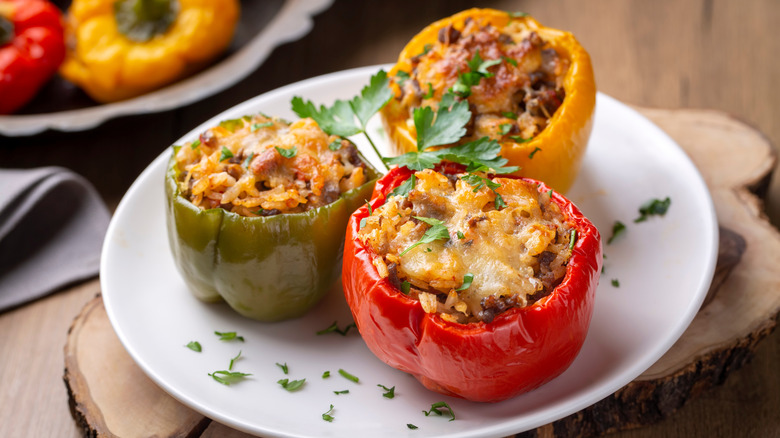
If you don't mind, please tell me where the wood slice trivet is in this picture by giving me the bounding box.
[64,108,780,437]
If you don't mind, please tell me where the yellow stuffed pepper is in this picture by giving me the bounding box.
[61,0,239,103]
[380,8,596,193]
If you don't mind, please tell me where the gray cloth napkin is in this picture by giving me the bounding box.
[0,167,110,311]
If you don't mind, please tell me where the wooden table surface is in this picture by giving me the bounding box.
[1,1,778,437]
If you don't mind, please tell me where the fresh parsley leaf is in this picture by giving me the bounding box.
[382,149,441,172]
[219,147,234,162]
[422,401,455,421]
[338,368,359,383]
[457,231,465,239]
[509,135,530,143]
[607,221,626,245]
[317,321,357,336]
[229,351,242,370]
[208,370,251,386]
[547,189,554,198]
[528,147,541,159]
[502,55,518,67]
[276,362,288,374]
[378,384,396,399]
[387,174,417,198]
[334,390,349,395]
[322,371,331,378]
[350,70,394,128]
[611,279,620,288]
[508,11,529,19]
[438,137,519,174]
[278,378,306,391]
[190,139,201,150]
[328,139,343,151]
[399,217,450,256]
[242,152,254,168]
[502,111,518,119]
[275,146,296,158]
[423,83,434,99]
[291,97,361,137]
[569,230,577,252]
[417,43,433,57]
[635,197,671,223]
[414,98,471,151]
[185,341,201,352]
[219,118,246,133]
[322,404,335,422]
[215,331,244,342]
[455,273,474,291]
[251,122,274,132]
[395,70,411,87]
[407,424,419,430]
[400,281,411,295]
[499,123,513,135]
[495,193,507,209]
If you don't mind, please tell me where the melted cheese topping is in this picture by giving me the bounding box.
[395,18,569,142]
[358,169,573,323]
[175,116,366,216]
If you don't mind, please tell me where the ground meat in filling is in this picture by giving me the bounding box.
[358,169,574,324]
[394,17,569,142]
[174,115,367,216]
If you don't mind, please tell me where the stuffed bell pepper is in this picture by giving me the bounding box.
[342,163,601,402]
[166,114,379,322]
[61,0,239,102]
[380,8,596,193]
[0,0,65,114]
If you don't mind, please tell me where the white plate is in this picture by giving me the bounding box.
[0,0,332,136]
[101,65,718,438]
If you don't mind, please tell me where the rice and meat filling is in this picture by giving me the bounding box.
[175,115,367,216]
[358,169,574,324]
[395,16,569,142]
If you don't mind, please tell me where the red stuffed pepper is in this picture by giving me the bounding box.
[342,163,601,402]
[0,0,65,114]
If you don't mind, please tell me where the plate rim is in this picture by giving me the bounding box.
[100,64,719,437]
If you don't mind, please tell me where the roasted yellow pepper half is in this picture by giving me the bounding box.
[60,0,239,103]
[380,8,596,193]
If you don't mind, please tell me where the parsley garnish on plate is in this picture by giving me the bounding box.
[322,404,335,422]
[635,197,671,223]
[422,401,456,421]
[334,389,349,395]
[208,370,251,386]
[611,279,620,288]
[378,384,396,399]
[528,147,541,159]
[185,341,201,352]
[607,221,626,245]
[407,423,419,430]
[215,331,244,342]
[338,368,360,383]
[276,362,288,374]
[277,378,306,392]
[322,371,331,379]
[317,321,356,336]
[229,351,242,370]
[251,122,274,132]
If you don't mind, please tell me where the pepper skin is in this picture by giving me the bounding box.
[0,0,65,114]
[60,0,239,103]
[165,150,379,322]
[380,9,596,193]
[343,164,602,402]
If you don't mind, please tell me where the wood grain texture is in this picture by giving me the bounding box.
[1,1,779,437]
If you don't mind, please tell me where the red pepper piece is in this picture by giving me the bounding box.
[0,0,65,114]
[342,164,602,402]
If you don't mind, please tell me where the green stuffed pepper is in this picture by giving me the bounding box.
[165,114,379,321]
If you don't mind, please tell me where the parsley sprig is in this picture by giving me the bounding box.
[422,401,456,421]
[292,70,393,169]
[399,217,450,256]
